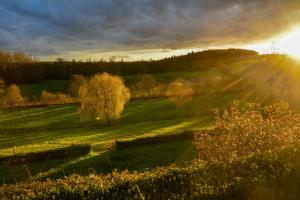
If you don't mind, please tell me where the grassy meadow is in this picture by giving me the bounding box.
[1,52,300,199]
[0,85,241,182]
[0,93,221,182]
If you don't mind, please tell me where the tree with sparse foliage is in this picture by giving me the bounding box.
[79,73,130,125]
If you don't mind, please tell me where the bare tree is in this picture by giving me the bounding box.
[79,73,130,125]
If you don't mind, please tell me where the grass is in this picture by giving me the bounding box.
[0,140,197,183]
[0,67,262,183]
[0,89,240,183]
[0,97,215,156]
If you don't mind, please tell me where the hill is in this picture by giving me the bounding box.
[0,49,258,83]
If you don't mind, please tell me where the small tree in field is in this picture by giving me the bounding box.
[8,84,24,103]
[0,84,24,106]
[79,73,130,125]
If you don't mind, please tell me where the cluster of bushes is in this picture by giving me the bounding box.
[129,73,230,101]
[115,130,195,150]
[129,74,199,103]
[0,78,78,108]
[0,144,299,199]
[0,144,91,166]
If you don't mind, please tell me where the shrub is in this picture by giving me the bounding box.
[0,84,25,107]
[40,90,72,104]
[194,101,300,162]
[0,144,91,165]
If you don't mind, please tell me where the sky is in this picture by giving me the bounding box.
[0,0,300,61]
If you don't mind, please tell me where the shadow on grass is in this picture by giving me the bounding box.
[43,139,197,180]
[0,140,197,184]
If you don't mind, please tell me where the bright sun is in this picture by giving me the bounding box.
[277,28,300,58]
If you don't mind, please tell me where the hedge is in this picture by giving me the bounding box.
[0,144,299,199]
[115,130,196,150]
[0,144,91,165]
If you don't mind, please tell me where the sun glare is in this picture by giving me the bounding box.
[277,28,300,58]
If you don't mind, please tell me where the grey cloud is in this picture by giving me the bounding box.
[0,0,299,57]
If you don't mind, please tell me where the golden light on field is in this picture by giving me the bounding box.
[277,28,300,58]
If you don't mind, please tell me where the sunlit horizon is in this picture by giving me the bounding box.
[244,26,300,59]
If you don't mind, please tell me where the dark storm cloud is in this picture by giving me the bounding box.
[0,0,299,56]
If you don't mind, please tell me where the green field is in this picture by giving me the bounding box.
[0,66,246,183]
[1,93,234,182]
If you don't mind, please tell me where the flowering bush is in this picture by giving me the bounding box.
[194,101,300,161]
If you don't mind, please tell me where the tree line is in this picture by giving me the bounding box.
[0,49,258,84]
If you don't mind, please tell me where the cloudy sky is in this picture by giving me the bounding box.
[0,0,300,60]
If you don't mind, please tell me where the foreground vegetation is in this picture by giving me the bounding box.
[1,101,300,199]
[1,145,299,200]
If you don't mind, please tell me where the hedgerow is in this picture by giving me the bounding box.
[115,130,194,150]
[0,144,91,165]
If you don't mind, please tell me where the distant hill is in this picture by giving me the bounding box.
[0,49,260,83]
